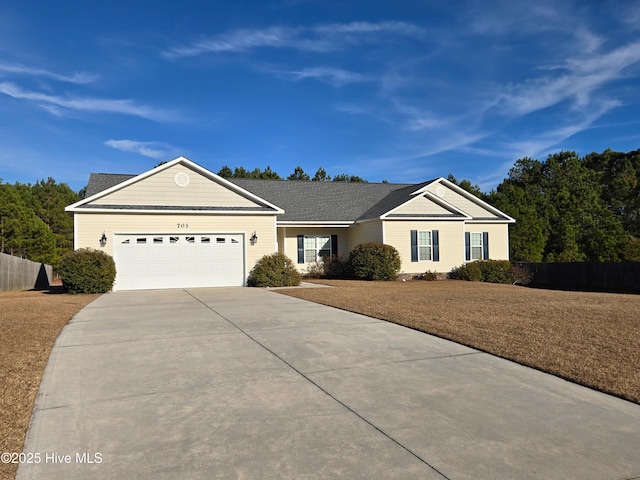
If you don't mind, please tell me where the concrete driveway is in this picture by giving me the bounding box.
[18,287,640,480]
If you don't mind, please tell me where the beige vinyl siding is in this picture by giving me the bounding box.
[91,164,261,208]
[348,220,383,250]
[280,227,349,273]
[425,183,499,219]
[383,220,466,273]
[391,194,456,216]
[75,212,277,277]
[466,223,510,260]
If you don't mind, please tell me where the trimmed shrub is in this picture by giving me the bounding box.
[422,270,439,281]
[248,253,301,287]
[348,242,401,281]
[450,260,533,284]
[58,248,116,294]
[324,254,350,278]
[449,262,483,282]
[476,260,513,284]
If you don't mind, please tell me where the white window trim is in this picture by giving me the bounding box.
[418,230,432,262]
[303,235,332,263]
[470,232,484,261]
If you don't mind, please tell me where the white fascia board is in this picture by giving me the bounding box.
[465,218,516,224]
[382,216,466,222]
[68,207,280,215]
[277,221,352,227]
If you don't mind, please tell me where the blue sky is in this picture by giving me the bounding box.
[1,0,640,193]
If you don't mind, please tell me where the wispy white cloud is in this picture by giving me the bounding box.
[0,82,175,121]
[164,26,301,57]
[466,0,569,37]
[278,66,369,86]
[312,21,426,38]
[501,40,640,115]
[163,21,426,58]
[615,1,640,30]
[104,139,178,159]
[333,102,374,115]
[403,130,493,161]
[391,101,448,130]
[0,60,97,84]
[498,99,623,160]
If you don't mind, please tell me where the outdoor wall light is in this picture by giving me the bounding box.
[250,231,258,245]
[99,232,107,248]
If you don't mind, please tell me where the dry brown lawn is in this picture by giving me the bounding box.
[278,279,640,404]
[0,287,98,480]
[1,280,638,479]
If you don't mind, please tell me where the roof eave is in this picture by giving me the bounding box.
[277,220,353,227]
[67,206,283,215]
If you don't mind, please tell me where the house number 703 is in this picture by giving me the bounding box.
[177,223,189,228]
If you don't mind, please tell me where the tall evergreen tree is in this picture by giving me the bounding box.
[312,167,330,181]
[0,183,56,264]
[31,178,78,261]
[287,166,310,181]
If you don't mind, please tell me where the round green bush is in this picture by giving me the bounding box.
[58,248,116,294]
[248,252,301,287]
[348,242,401,281]
[449,262,483,281]
[476,260,514,283]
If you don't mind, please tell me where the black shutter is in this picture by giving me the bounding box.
[483,232,489,260]
[465,232,471,261]
[410,230,418,262]
[331,235,338,257]
[432,230,439,262]
[297,235,304,264]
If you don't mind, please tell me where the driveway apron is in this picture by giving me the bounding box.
[17,288,640,480]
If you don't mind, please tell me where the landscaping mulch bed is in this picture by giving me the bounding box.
[0,287,99,480]
[277,279,640,404]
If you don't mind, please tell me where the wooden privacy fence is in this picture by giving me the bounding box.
[518,262,640,294]
[0,252,52,291]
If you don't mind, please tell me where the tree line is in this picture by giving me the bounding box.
[0,178,77,265]
[215,165,369,182]
[1,148,638,266]
[471,149,640,262]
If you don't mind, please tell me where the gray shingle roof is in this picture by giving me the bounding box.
[82,173,457,222]
[229,179,416,222]
[84,173,136,198]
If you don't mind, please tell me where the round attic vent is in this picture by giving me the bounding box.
[435,186,445,198]
[174,172,190,187]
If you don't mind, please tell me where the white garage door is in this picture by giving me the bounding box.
[114,234,244,291]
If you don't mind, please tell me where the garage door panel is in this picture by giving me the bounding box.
[114,234,244,290]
